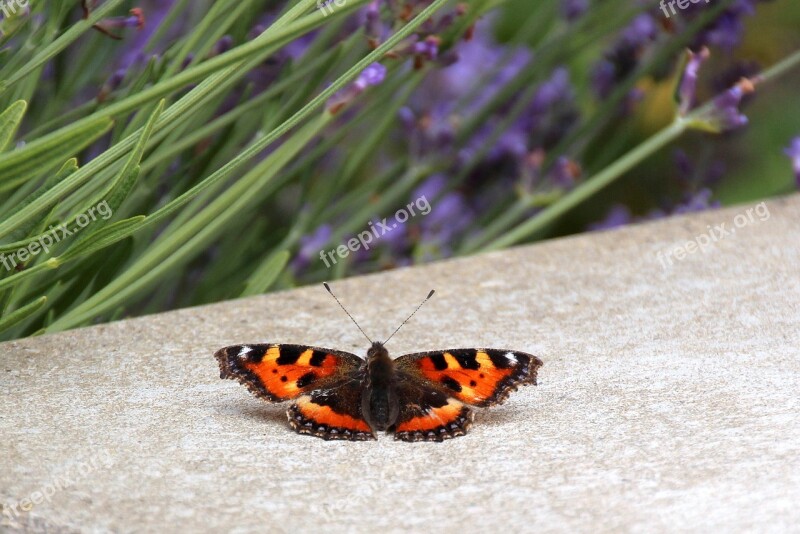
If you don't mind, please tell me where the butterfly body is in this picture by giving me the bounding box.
[215,341,542,442]
[362,342,400,431]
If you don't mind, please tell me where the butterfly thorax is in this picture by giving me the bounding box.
[361,342,400,431]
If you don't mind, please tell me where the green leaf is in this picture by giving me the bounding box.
[0,116,113,192]
[0,159,79,254]
[65,99,161,239]
[0,100,26,152]
[106,165,141,214]
[0,0,337,240]
[59,216,146,263]
[106,100,164,210]
[0,296,47,334]
[241,250,291,297]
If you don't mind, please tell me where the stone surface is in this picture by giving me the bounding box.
[2,195,799,533]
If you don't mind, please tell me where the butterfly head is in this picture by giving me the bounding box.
[366,341,389,362]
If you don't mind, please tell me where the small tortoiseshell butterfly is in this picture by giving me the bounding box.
[215,283,542,442]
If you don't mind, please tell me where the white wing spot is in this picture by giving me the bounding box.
[238,346,253,358]
[505,352,518,364]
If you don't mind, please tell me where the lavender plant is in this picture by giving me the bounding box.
[0,0,798,339]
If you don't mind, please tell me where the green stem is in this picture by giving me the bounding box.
[756,47,800,84]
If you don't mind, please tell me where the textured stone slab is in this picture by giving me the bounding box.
[2,195,799,533]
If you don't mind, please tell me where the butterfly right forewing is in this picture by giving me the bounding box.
[394,348,542,407]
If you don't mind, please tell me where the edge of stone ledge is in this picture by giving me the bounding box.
[1,192,796,347]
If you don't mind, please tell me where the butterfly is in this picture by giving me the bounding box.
[214,284,542,442]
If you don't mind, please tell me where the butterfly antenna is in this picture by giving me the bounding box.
[383,289,435,346]
[323,283,373,344]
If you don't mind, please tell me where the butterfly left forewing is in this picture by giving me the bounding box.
[215,343,364,402]
[394,348,542,407]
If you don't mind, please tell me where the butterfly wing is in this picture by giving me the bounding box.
[215,343,364,402]
[391,372,474,442]
[288,378,375,441]
[394,348,542,407]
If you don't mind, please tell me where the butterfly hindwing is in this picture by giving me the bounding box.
[394,348,542,407]
[391,372,474,442]
[215,344,364,402]
[288,376,375,441]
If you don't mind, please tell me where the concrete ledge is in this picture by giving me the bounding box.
[2,195,799,532]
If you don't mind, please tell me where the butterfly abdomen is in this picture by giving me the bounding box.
[362,342,400,431]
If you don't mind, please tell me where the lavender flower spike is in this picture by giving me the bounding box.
[89,5,145,41]
[690,78,755,133]
[678,47,709,116]
[784,137,800,188]
[326,62,387,115]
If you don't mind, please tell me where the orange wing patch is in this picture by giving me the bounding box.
[288,395,374,441]
[393,397,473,442]
[242,346,340,400]
[215,344,362,402]
[395,398,465,432]
[402,349,542,407]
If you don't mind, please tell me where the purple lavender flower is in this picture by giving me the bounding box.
[359,63,387,86]
[561,0,589,22]
[97,68,127,102]
[784,138,800,188]
[112,0,178,71]
[678,47,709,116]
[412,36,440,62]
[592,14,658,99]
[699,79,753,132]
[589,205,632,231]
[326,62,387,114]
[399,104,456,161]
[411,175,474,248]
[678,0,774,52]
[88,5,145,41]
[551,157,582,187]
[210,35,234,58]
[672,188,719,214]
[364,1,384,48]
[673,149,724,191]
[526,67,578,150]
[422,22,530,111]
[363,0,466,64]
[292,224,333,271]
